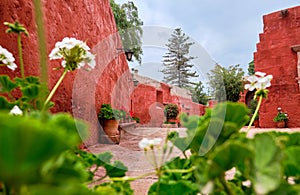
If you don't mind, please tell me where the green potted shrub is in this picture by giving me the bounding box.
[273,108,288,128]
[98,104,122,143]
[164,104,179,123]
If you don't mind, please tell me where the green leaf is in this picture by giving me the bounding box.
[22,84,40,100]
[162,157,194,181]
[40,151,90,184]
[97,152,113,165]
[0,96,14,110]
[252,133,283,194]
[104,161,128,178]
[0,112,88,186]
[96,181,133,195]
[96,152,128,177]
[208,141,253,179]
[27,184,99,195]
[254,133,279,168]
[286,133,300,147]
[167,131,190,152]
[283,146,300,177]
[0,75,17,93]
[0,114,68,185]
[148,180,198,195]
[184,102,249,155]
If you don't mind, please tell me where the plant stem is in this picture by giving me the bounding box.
[246,95,263,133]
[43,69,67,108]
[3,182,10,195]
[108,172,156,182]
[17,34,25,79]
[32,0,49,114]
[163,166,195,174]
[219,175,234,195]
[151,148,159,170]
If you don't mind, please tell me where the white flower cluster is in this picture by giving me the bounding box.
[9,105,23,115]
[0,45,17,71]
[139,138,162,150]
[49,37,95,71]
[244,71,273,91]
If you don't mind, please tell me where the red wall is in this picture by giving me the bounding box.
[254,5,300,127]
[0,0,132,145]
[131,79,206,127]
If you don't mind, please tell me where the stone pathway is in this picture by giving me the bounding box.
[88,126,300,195]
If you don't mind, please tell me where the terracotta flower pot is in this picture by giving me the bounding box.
[103,119,120,143]
[276,121,286,128]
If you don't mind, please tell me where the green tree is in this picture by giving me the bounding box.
[248,60,255,75]
[208,64,244,102]
[191,81,208,105]
[161,28,198,88]
[110,0,143,64]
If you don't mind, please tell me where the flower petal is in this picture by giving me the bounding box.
[7,63,17,71]
[246,75,258,83]
[9,105,23,115]
[255,71,266,77]
[139,138,149,149]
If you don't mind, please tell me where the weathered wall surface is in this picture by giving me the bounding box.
[131,73,205,126]
[0,0,132,145]
[254,5,300,127]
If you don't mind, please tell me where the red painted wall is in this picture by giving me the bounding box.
[254,5,300,127]
[0,0,132,145]
[131,74,205,127]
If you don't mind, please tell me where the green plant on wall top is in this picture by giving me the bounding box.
[164,103,179,120]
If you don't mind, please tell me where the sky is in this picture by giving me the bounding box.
[115,0,300,82]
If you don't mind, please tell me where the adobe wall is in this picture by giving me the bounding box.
[132,73,205,126]
[0,0,132,145]
[254,5,300,127]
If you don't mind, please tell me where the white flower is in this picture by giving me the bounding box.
[9,105,23,115]
[0,45,17,71]
[255,71,266,77]
[244,72,273,91]
[256,74,272,89]
[49,37,95,71]
[139,138,162,150]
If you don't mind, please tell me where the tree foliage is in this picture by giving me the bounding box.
[208,64,244,102]
[248,60,255,75]
[161,28,198,88]
[191,81,208,105]
[110,0,143,64]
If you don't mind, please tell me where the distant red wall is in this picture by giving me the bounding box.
[131,80,205,127]
[254,5,300,127]
[0,0,131,145]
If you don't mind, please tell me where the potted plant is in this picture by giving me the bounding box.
[273,108,288,128]
[164,104,179,123]
[98,104,122,143]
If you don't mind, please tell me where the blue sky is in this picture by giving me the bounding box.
[115,0,299,81]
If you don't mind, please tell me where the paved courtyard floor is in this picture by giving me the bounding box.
[88,126,300,195]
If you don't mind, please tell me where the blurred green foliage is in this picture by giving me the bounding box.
[163,102,300,194]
